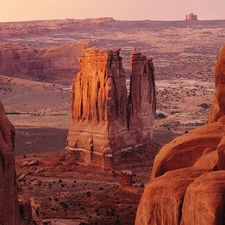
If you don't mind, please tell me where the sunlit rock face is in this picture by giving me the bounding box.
[209,44,225,122]
[136,44,225,225]
[0,100,31,225]
[66,48,156,170]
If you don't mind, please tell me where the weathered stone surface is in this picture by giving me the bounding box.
[136,116,225,225]
[67,48,156,169]
[209,44,225,122]
[120,170,133,187]
[181,171,225,225]
[151,119,225,179]
[0,100,31,224]
[135,168,211,225]
[0,41,97,83]
[0,100,20,225]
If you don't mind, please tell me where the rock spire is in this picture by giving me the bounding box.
[66,48,156,170]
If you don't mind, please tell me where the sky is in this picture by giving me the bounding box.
[0,0,224,22]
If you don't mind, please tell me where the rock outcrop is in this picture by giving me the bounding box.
[66,48,156,170]
[0,41,97,83]
[209,44,225,122]
[0,100,31,224]
[136,44,225,225]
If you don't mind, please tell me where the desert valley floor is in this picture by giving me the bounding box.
[1,18,225,224]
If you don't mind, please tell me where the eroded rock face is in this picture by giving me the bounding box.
[136,168,212,225]
[136,44,225,225]
[0,41,97,83]
[209,44,225,122]
[0,100,31,225]
[67,48,156,169]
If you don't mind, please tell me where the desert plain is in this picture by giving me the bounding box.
[1,18,225,224]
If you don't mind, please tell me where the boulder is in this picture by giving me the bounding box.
[151,118,225,179]
[181,171,225,225]
[135,168,211,225]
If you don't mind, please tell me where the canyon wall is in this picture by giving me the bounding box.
[66,48,156,169]
[0,41,97,83]
[136,44,225,225]
[0,100,31,224]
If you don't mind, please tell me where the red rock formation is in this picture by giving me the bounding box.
[185,13,198,21]
[67,48,156,170]
[181,171,225,225]
[0,41,97,83]
[209,44,225,122]
[136,168,212,225]
[135,44,225,225]
[0,100,31,224]
[120,170,133,187]
[151,119,223,179]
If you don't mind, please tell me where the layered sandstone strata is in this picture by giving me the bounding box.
[66,48,156,169]
[0,100,31,224]
[0,41,97,83]
[136,44,225,225]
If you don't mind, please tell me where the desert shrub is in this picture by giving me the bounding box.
[86,191,91,197]
[59,202,68,208]
[6,111,20,115]
[154,113,166,120]
[171,110,181,115]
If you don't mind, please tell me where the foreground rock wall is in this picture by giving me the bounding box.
[136,44,225,225]
[209,44,225,122]
[67,48,156,169]
[0,100,31,224]
[0,41,97,83]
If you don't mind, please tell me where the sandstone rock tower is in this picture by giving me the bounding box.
[0,100,31,224]
[66,48,156,170]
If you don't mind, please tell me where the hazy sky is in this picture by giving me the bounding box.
[0,0,224,22]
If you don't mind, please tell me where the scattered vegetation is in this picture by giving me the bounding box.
[6,111,21,115]
[171,110,181,115]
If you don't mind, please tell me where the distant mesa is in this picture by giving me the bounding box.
[66,48,156,170]
[0,100,31,224]
[185,13,198,21]
[0,41,97,83]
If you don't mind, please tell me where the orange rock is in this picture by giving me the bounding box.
[181,171,225,225]
[151,119,225,179]
[209,44,225,122]
[135,167,211,225]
